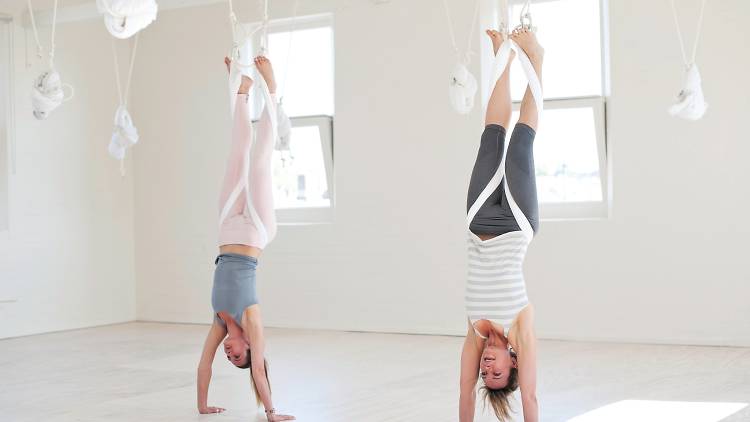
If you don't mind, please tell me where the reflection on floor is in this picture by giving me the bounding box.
[570,400,747,422]
[1,323,749,422]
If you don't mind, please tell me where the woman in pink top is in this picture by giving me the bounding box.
[195,55,294,421]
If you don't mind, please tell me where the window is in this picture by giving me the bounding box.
[242,14,335,224]
[0,16,12,232]
[481,0,610,219]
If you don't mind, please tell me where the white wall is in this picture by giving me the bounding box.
[0,6,136,339]
[128,0,748,347]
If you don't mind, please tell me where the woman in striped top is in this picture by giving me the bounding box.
[459,27,544,422]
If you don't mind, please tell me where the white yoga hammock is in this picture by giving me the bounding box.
[442,0,480,115]
[96,0,158,39]
[27,0,74,120]
[668,0,708,121]
[108,34,140,175]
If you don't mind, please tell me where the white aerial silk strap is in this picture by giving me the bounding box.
[220,0,276,246]
[467,38,543,242]
[27,0,74,119]
[110,33,139,175]
[667,0,708,120]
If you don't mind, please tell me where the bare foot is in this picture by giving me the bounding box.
[225,56,253,94]
[485,29,504,55]
[510,28,544,64]
[254,55,277,94]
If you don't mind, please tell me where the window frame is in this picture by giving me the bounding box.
[239,13,336,225]
[480,0,611,220]
[0,15,14,232]
[273,115,335,225]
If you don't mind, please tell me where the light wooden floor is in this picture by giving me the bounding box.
[1,323,748,422]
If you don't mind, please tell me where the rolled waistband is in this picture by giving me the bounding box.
[215,253,259,265]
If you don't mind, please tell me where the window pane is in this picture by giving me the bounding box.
[509,0,602,100]
[266,26,334,117]
[272,125,331,209]
[513,107,602,203]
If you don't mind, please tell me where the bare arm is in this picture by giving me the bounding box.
[459,321,484,422]
[516,308,538,422]
[197,321,228,414]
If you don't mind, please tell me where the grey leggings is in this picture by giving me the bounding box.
[467,123,539,236]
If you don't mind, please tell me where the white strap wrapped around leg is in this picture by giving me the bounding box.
[96,0,158,39]
[467,39,542,241]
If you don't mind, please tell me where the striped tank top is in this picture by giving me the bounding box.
[466,230,530,335]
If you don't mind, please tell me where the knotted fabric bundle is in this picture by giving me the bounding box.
[275,101,292,151]
[96,0,158,39]
[108,105,138,160]
[668,63,707,121]
[448,62,478,115]
[31,68,73,120]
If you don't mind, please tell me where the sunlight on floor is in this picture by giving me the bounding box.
[568,400,748,422]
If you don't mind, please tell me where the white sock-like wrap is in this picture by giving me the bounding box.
[668,63,707,121]
[108,105,139,160]
[448,62,478,115]
[96,0,158,39]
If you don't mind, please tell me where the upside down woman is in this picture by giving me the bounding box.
[459,27,544,422]
[195,55,294,422]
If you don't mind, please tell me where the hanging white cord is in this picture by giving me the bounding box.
[260,0,269,54]
[26,0,58,66]
[669,0,707,67]
[441,0,459,56]
[112,33,139,108]
[111,34,140,175]
[442,0,481,63]
[280,0,299,100]
[5,19,17,174]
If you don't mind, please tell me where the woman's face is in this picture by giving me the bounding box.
[480,345,517,389]
[223,336,249,367]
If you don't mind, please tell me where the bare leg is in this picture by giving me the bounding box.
[484,29,515,128]
[510,28,544,130]
[250,56,278,243]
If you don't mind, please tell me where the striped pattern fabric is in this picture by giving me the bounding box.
[466,230,530,334]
